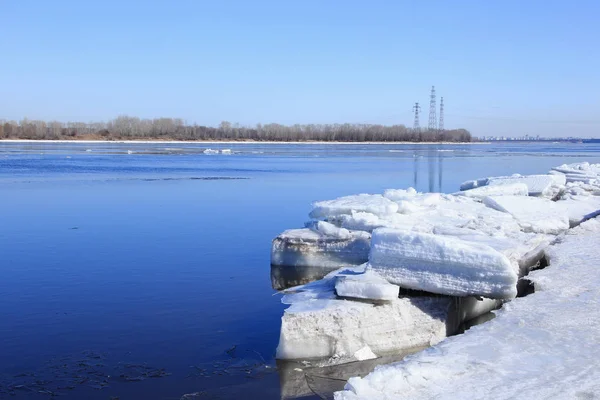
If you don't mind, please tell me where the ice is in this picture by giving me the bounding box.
[455,182,528,200]
[277,293,450,362]
[336,218,600,400]
[353,346,377,361]
[368,229,518,299]
[461,174,565,198]
[220,148,232,154]
[483,195,570,234]
[203,148,219,155]
[334,269,400,301]
[554,195,600,226]
[306,220,352,239]
[271,228,370,269]
[309,194,399,219]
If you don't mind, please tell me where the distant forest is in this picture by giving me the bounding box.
[0,117,472,142]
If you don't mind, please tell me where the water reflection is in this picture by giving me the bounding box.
[271,264,338,290]
[277,349,426,399]
[412,148,445,193]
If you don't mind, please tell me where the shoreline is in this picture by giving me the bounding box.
[0,139,488,145]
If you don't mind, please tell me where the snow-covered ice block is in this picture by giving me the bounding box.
[277,295,451,361]
[554,195,600,227]
[461,174,565,198]
[309,194,399,219]
[335,269,400,301]
[459,177,489,191]
[306,220,352,239]
[455,182,528,200]
[271,228,370,269]
[483,195,570,234]
[336,218,600,400]
[369,228,517,299]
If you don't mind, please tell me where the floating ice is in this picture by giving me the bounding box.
[483,195,570,234]
[335,269,400,301]
[271,228,370,269]
[203,148,219,155]
[368,228,518,299]
[309,194,399,219]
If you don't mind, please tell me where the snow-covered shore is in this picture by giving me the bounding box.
[336,218,600,399]
[271,161,600,398]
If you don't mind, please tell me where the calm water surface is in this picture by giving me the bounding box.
[1,142,599,399]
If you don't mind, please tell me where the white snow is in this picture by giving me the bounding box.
[203,148,219,155]
[483,195,570,234]
[310,194,399,219]
[220,148,232,154]
[336,218,600,400]
[353,346,378,361]
[334,269,400,301]
[461,174,565,198]
[455,182,528,200]
[271,228,370,269]
[306,220,352,239]
[368,228,518,299]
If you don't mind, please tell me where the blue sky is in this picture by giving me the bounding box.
[1,0,599,137]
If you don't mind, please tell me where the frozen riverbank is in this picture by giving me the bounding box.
[336,218,600,399]
[271,161,600,398]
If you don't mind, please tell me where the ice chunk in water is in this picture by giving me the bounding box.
[271,228,370,269]
[277,295,450,361]
[483,195,569,234]
[335,269,400,301]
[368,228,518,299]
[310,194,399,219]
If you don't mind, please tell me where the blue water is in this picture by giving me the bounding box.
[1,142,599,399]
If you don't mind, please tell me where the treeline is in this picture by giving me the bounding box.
[0,117,472,142]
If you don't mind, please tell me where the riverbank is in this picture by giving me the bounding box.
[0,139,485,145]
[336,218,600,399]
[270,161,600,399]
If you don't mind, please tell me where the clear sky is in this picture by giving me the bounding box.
[1,0,599,137]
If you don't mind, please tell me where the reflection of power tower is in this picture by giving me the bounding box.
[438,150,443,192]
[412,102,421,131]
[428,86,437,132]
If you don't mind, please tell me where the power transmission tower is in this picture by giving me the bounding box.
[413,102,421,131]
[428,86,437,132]
[439,96,445,132]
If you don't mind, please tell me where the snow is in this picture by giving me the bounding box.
[353,346,378,361]
[455,182,528,200]
[306,220,352,239]
[336,218,600,400]
[203,148,219,155]
[368,229,518,299]
[335,269,400,301]
[310,194,399,219]
[220,148,232,154]
[460,174,565,198]
[483,195,570,234]
[271,228,370,269]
